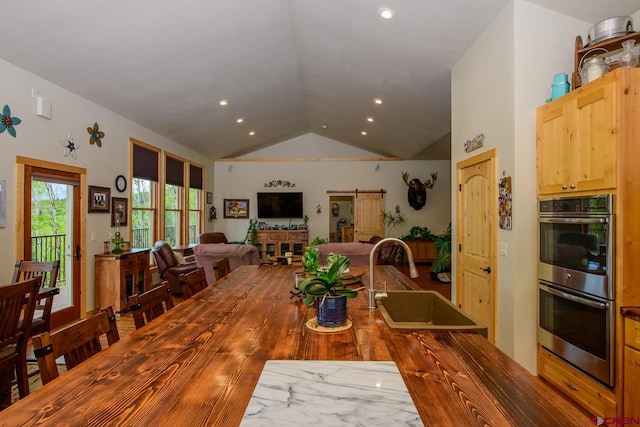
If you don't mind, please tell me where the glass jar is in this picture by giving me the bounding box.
[620,39,639,68]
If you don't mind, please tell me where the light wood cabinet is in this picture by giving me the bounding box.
[95,249,150,314]
[536,74,616,195]
[624,317,640,417]
[538,345,617,418]
[255,230,308,263]
[536,68,640,418]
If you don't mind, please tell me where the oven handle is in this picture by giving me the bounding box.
[540,284,608,310]
[538,217,608,225]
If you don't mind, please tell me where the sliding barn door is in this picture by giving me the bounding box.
[354,192,384,242]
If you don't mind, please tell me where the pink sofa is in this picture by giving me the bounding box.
[194,243,260,284]
[314,242,374,266]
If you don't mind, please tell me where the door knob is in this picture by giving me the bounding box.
[481,266,491,273]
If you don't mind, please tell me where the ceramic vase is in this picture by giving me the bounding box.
[316,295,347,327]
[620,39,639,68]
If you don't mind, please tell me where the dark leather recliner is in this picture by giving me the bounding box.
[198,232,229,244]
[152,241,199,294]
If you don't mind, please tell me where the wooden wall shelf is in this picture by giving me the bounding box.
[573,31,640,89]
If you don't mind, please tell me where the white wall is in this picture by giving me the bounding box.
[451,0,599,373]
[0,57,211,312]
[213,133,451,243]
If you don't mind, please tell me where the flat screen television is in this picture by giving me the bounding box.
[257,192,303,219]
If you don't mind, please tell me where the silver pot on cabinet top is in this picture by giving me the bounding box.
[579,49,610,85]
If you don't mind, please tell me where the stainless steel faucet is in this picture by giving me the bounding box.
[368,237,419,309]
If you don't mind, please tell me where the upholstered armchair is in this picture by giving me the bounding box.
[152,241,199,294]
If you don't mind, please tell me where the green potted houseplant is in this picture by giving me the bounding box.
[430,223,451,280]
[299,253,358,327]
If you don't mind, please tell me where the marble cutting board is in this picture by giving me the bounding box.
[241,360,423,426]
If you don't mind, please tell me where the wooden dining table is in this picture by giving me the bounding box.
[2,265,591,426]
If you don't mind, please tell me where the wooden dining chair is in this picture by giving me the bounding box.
[32,306,120,385]
[212,257,231,281]
[178,267,208,298]
[129,282,175,329]
[11,260,61,337]
[0,277,41,407]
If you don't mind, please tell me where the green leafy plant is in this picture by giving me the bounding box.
[309,236,329,246]
[430,223,451,273]
[399,226,436,241]
[246,217,258,245]
[302,246,320,275]
[299,254,358,305]
[381,206,408,229]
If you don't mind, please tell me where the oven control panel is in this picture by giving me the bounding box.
[539,195,612,215]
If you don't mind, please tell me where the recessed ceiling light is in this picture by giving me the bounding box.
[236,118,244,123]
[361,131,367,136]
[367,117,374,122]
[379,8,394,20]
[321,124,327,129]
[219,100,228,106]
[374,98,383,105]
[249,131,255,136]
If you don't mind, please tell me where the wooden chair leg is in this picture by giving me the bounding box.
[0,367,14,408]
[15,352,30,398]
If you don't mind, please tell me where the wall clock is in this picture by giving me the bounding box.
[115,175,127,192]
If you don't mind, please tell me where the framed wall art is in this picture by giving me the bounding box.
[88,185,111,213]
[111,197,128,226]
[224,199,249,219]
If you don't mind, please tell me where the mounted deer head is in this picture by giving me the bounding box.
[402,171,438,210]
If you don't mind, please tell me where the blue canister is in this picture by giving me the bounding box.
[550,73,570,100]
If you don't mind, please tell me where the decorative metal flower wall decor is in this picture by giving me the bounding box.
[59,133,78,158]
[264,179,296,187]
[87,122,104,147]
[0,104,21,137]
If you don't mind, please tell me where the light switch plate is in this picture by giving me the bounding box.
[499,242,508,256]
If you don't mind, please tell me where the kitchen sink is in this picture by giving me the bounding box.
[377,290,488,337]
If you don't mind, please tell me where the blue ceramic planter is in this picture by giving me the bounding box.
[316,295,347,327]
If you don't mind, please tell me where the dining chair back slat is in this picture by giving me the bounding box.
[212,257,232,281]
[0,277,41,405]
[32,306,120,385]
[129,282,175,329]
[178,267,208,298]
[11,260,60,336]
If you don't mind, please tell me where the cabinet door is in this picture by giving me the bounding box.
[571,83,616,192]
[537,103,571,195]
[625,345,640,418]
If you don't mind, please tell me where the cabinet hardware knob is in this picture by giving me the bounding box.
[570,184,576,189]
[562,185,568,190]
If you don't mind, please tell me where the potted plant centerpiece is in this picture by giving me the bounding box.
[299,253,358,327]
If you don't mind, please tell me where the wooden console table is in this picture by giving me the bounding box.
[95,249,150,314]
[402,240,437,264]
[255,230,308,263]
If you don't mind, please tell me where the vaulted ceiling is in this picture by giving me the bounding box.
[0,1,638,160]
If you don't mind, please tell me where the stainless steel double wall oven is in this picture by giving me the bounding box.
[538,194,615,387]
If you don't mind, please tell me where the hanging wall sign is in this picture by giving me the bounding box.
[464,133,484,153]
